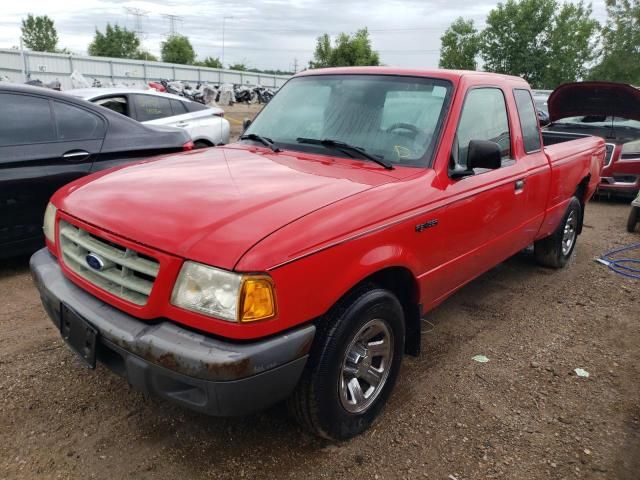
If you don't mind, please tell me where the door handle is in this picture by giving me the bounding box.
[176,121,189,128]
[515,179,526,193]
[62,150,90,161]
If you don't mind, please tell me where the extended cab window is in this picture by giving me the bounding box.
[513,89,542,153]
[133,94,173,121]
[453,88,511,168]
[0,93,55,146]
[53,102,106,141]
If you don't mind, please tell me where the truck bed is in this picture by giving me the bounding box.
[541,130,590,147]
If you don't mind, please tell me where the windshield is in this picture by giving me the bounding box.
[244,74,452,166]
[554,116,640,129]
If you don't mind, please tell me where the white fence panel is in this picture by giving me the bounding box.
[0,48,290,90]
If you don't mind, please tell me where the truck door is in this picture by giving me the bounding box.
[420,86,530,305]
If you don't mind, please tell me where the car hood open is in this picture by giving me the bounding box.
[548,81,640,122]
[55,146,407,270]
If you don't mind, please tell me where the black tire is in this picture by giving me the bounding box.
[534,196,582,268]
[193,140,212,149]
[288,287,405,440]
[628,206,640,233]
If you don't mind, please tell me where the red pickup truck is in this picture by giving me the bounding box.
[31,67,604,440]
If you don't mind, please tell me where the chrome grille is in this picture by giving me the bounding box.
[59,220,159,305]
[604,143,615,167]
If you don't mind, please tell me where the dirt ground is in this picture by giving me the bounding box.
[1,196,639,477]
[222,103,264,142]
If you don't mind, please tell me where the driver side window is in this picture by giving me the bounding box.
[453,88,511,169]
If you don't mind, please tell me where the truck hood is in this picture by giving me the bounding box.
[548,81,640,122]
[56,146,406,270]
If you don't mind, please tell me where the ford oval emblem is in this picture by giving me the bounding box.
[85,253,105,271]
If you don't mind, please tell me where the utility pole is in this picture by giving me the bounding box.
[222,16,234,68]
[293,58,298,73]
[162,14,183,37]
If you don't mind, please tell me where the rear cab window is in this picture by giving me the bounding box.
[513,89,542,153]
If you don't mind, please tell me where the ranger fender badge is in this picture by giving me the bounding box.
[415,219,438,232]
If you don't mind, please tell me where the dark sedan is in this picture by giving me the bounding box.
[1,83,192,259]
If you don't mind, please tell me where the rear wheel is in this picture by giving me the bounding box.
[193,140,212,149]
[534,196,582,268]
[288,287,404,440]
[627,206,640,233]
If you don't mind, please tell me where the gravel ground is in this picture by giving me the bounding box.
[1,190,639,477]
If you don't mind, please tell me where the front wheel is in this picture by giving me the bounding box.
[534,196,582,268]
[627,206,640,233]
[288,288,405,440]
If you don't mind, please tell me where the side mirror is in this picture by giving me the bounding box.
[242,118,252,131]
[467,140,502,170]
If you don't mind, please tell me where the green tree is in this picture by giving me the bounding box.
[438,17,480,70]
[481,0,555,86]
[161,35,195,64]
[309,28,379,68]
[88,24,140,58]
[590,0,640,84]
[132,50,158,61]
[228,63,247,71]
[544,2,599,87]
[480,0,599,88]
[21,14,58,52]
[195,56,223,68]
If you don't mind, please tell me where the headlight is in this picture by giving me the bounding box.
[43,202,57,245]
[171,261,276,323]
[621,140,640,158]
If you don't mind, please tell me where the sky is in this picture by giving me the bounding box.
[0,0,609,72]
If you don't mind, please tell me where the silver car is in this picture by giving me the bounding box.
[68,88,230,147]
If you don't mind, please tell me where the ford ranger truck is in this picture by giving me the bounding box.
[31,68,604,440]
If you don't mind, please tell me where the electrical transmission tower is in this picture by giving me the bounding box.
[162,14,183,37]
[125,7,148,37]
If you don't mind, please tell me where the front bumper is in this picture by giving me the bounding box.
[598,175,640,195]
[30,248,315,416]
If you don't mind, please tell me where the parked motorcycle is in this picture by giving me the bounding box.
[234,84,253,104]
[253,85,275,104]
[627,191,640,233]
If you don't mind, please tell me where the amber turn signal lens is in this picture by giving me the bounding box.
[239,277,276,322]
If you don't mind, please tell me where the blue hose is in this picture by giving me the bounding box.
[597,242,640,279]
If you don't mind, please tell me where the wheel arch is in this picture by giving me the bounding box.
[193,138,214,147]
[325,265,422,357]
[574,174,590,234]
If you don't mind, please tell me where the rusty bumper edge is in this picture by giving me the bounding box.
[30,248,315,383]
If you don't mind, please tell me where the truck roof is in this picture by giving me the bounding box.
[295,66,530,86]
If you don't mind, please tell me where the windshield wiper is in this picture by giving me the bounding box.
[240,133,282,152]
[296,137,394,170]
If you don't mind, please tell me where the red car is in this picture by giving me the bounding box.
[545,81,640,196]
[31,67,604,440]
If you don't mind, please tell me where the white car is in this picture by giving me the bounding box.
[67,88,230,147]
